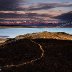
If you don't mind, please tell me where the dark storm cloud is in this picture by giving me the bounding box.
[55,11,72,21]
[0,1,72,11]
[0,0,27,10]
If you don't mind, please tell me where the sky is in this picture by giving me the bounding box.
[0,28,72,38]
[0,0,71,11]
[0,0,72,27]
[30,0,72,3]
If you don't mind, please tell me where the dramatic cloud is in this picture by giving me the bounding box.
[0,0,28,10]
[18,3,72,11]
[0,12,51,19]
[55,11,72,21]
[0,1,72,11]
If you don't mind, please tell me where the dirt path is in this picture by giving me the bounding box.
[2,40,44,69]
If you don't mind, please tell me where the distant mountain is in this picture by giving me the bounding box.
[0,36,9,38]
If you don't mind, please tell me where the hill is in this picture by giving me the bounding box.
[16,31,72,40]
[0,32,72,72]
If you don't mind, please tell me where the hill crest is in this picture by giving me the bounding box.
[15,31,72,40]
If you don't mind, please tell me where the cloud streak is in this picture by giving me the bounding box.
[18,3,72,11]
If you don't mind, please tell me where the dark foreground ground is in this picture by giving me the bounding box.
[0,39,72,72]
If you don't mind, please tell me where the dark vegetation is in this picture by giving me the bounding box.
[0,39,42,66]
[0,39,72,72]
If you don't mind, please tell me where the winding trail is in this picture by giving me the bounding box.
[2,40,44,69]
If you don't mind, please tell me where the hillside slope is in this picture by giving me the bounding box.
[0,39,72,72]
[0,32,72,72]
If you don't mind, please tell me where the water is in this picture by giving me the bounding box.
[0,28,72,38]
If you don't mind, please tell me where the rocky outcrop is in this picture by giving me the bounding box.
[16,31,72,40]
[0,38,7,45]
